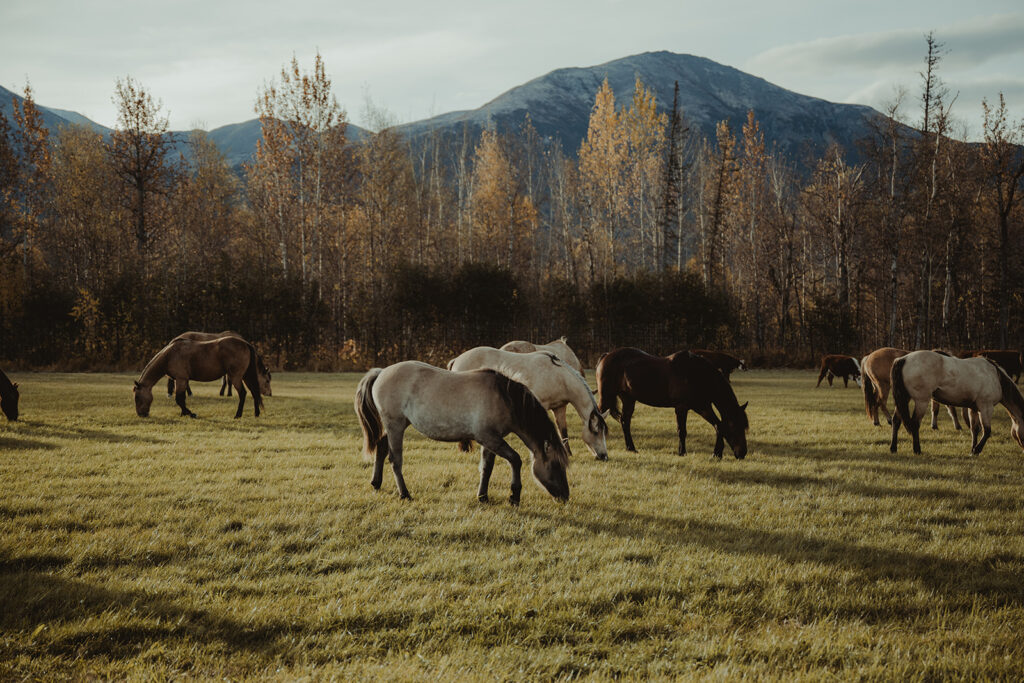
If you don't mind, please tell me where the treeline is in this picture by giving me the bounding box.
[1,39,1023,371]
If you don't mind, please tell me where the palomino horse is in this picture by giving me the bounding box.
[890,350,1024,455]
[355,362,569,504]
[448,346,610,459]
[816,354,861,388]
[134,337,270,419]
[862,347,960,430]
[500,337,583,374]
[960,350,1023,382]
[596,348,748,458]
[692,350,747,378]
[0,368,19,421]
[165,330,245,398]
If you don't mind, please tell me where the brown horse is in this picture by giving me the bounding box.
[862,347,960,430]
[816,354,861,388]
[165,330,245,398]
[0,368,19,421]
[691,349,747,378]
[960,350,1022,382]
[891,350,1024,455]
[134,337,270,418]
[596,347,748,458]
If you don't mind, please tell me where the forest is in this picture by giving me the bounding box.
[1,38,1022,371]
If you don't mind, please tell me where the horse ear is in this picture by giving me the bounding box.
[601,409,611,419]
[741,401,749,411]
[12,382,17,388]
[133,381,141,389]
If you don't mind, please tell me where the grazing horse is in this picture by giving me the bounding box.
[596,347,748,458]
[355,362,569,504]
[133,337,269,419]
[691,350,747,378]
[816,354,861,388]
[890,350,1024,455]
[0,369,19,421]
[862,347,960,430]
[165,330,246,398]
[500,337,583,374]
[961,350,1023,382]
[448,346,610,460]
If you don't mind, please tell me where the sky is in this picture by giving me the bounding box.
[1,0,1022,137]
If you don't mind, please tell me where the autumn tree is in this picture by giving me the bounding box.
[695,120,738,289]
[9,83,52,280]
[621,77,667,271]
[660,82,691,270]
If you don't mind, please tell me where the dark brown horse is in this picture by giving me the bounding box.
[691,349,747,378]
[165,330,245,397]
[134,337,270,419]
[816,354,861,388]
[0,368,19,421]
[960,350,1022,382]
[596,348,748,458]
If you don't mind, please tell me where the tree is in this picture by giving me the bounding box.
[660,82,691,270]
[9,82,52,279]
[108,76,176,260]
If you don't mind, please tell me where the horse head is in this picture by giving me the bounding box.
[582,408,612,461]
[0,381,19,421]
[532,439,570,502]
[133,380,153,417]
[720,401,749,459]
[256,356,272,396]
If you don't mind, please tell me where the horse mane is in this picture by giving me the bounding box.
[683,352,748,427]
[988,359,1024,415]
[491,371,569,468]
[0,368,14,394]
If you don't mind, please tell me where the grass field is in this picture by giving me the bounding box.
[1,370,1023,680]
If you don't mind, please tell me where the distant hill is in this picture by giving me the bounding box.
[3,51,886,168]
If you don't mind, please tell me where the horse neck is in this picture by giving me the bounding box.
[706,371,739,416]
[1000,381,1024,427]
[562,369,599,420]
[138,347,170,388]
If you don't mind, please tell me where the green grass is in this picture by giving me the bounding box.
[1,370,1023,680]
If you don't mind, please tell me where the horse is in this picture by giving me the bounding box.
[816,354,862,388]
[0,369,19,421]
[164,330,245,398]
[133,337,270,419]
[862,347,960,430]
[447,346,610,460]
[500,337,583,374]
[355,361,569,505]
[961,350,1023,382]
[890,350,1024,455]
[691,349,747,378]
[596,347,748,458]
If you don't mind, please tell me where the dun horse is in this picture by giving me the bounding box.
[500,337,583,374]
[692,349,747,378]
[0,369,19,421]
[816,354,861,388]
[448,346,609,459]
[165,331,247,398]
[134,337,269,419]
[355,362,569,505]
[890,350,1024,455]
[862,347,960,429]
[596,348,748,458]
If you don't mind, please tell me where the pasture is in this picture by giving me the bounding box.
[1,370,1023,679]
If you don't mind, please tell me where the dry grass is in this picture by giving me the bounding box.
[1,370,1023,680]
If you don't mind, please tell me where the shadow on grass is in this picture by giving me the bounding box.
[13,420,169,445]
[0,435,57,451]
[0,553,299,661]
[521,505,1024,607]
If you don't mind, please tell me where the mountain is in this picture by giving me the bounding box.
[2,51,884,168]
[397,51,882,162]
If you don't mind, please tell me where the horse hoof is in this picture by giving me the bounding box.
[508,496,520,506]
[370,480,381,490]
[477,494,489,503]
[400,493,413,501]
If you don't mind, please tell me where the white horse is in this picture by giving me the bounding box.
[890,350,1024,455]
[500,337,583,374]
[448,346,610,460]
[354,362,569,505]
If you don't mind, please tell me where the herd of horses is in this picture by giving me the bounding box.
[2,333,1023,507]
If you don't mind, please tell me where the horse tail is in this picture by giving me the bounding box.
[595,355,622,421]
[863,358,879,418]
[355,368,386,463]
[891,357,912,426]
[243,342,263,411]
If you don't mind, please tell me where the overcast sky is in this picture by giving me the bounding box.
[1,0,1021,137]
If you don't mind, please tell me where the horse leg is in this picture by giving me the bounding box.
[843,375,849,388]
[553,405,571,457]
[385,424,412,499]
[225,376,232,397]
[167,377,174,398]
[816,367,827,387]
[972,405,994,455]
[370,434,389,491]
[219,375,227,396]
[233,381,247,419]
[674,406,688,456]
[910,400,926,455]
[693,406,724,458]
[621,397,637,452]
[930,399,940,430]
[879,387,893,425]
[174,379,196,418]
[484,440,523,505]
[889,412,901,453]
[477,448,497,502]
[948,404,962,430]
[827,372,834,387]
[966,409,980,452]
